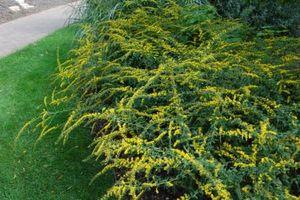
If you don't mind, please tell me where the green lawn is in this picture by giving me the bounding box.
[0,26,112,199]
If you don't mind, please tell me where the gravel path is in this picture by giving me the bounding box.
[0,0,77,24]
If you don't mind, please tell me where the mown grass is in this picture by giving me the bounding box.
[0,26,112,199]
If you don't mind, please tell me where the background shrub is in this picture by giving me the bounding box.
[210,0,300,36]
[28,0,300,199]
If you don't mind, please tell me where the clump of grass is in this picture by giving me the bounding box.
[25,0,299,199]
[75,0,121,23]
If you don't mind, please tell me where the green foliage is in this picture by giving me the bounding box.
[27,0,299,199]
[210,0,300,36]
[78,0,209,23]
[78,0,300,36]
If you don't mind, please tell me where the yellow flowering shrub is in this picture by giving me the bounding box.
[29,0,300,199]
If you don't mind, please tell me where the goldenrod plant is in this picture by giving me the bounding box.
[23,0,299,199]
